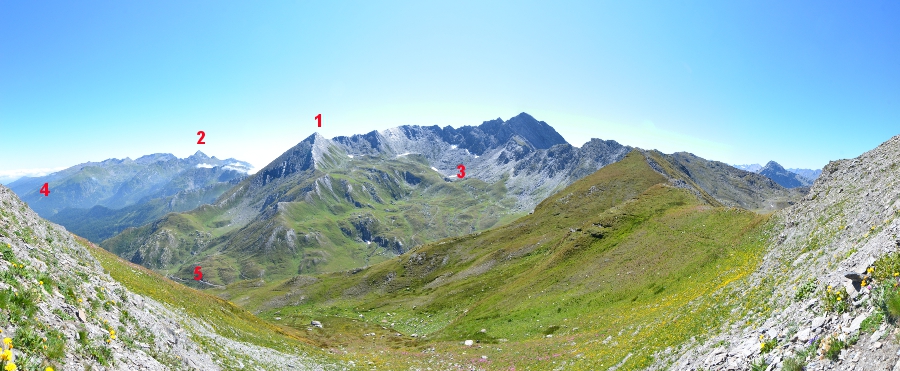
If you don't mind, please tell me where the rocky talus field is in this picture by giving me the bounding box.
[0,185,343,370]
[661,135,900,370]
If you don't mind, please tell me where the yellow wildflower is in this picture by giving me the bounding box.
[38,281,42,286]
[894,272,899,277]
[46,368,54,371]
[5,362,16,371]
[3,337,11,347]
[862,280,868,286]
[109,329,115,336]
[0,349,10,361]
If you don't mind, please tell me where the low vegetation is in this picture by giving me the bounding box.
[226,151,775,369]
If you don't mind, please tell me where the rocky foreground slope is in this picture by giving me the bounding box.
[660,135,900,370]
[0,185,339,370]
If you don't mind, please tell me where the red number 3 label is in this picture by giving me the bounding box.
[456,164,465,178]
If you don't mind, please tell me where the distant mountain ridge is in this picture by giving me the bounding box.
[786,167,822,180]
[8,151,251,242]
[757,160,814,188]
[732,161,819,188]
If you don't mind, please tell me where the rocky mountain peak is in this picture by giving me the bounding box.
[187,150,210,160]
[250,133,341,189]
[502,112,567,149]
[758,160,813,188]
[762,160,786,172]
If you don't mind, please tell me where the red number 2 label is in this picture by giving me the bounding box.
[315,114,322,127]
[194,266,203,281]
[457,164,466,178]
[197,131,206,144]
[40,183,50,197]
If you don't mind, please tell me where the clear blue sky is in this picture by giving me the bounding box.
[1,1,898,183]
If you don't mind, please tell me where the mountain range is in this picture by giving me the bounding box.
[733,161,821,188]
[7,152,251,242]
[98,113,799,287]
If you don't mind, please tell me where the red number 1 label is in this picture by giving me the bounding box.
[457,164,466,178]
[197,131,206,144]
[40,183,50,197]
[315,114,322,127]
[194,266,203,280]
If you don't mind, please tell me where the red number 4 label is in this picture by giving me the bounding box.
[40,183,50,196]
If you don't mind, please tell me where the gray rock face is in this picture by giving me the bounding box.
[330,113,623,212]
[660,134,900,371]
[0,185,337,370]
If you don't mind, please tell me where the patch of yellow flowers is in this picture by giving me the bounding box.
[105,325,117,344]
[1,337,15,371]
[1,336,55,371]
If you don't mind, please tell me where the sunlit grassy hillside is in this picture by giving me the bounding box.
[229,151,775,370]
[81,237,344,367]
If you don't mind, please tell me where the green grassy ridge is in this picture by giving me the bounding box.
[103,153,524,286]
[240,151,773,369]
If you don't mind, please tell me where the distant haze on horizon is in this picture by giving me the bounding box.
[2,1,897,183]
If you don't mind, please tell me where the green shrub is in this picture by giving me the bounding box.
[823,335,847,361]
[874,252,900,283]
[885,288,900,323]
[0,243,14,261]
[87,342,112,365]
[823,285,849,313]
[860,310,884,333]
[749,357,768,371]
[760,337,777,353]
[77,330,89,346]
[794,279,817,301]
[782,355,805,371]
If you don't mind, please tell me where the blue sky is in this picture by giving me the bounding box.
[1,1,898,183]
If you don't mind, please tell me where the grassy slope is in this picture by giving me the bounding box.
[236,151,774,370]
[78,236,342,365]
